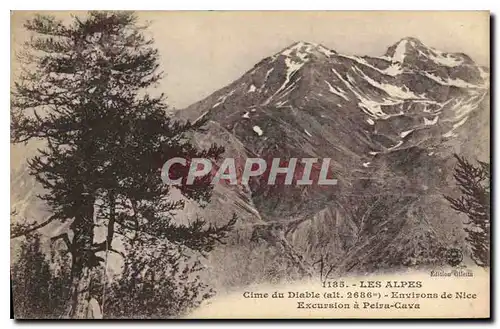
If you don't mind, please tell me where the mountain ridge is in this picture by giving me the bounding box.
[10,37,490,290]
[175,37,489,287]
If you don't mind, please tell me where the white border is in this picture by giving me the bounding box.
[3,1,497,328]
[4,1,497,10]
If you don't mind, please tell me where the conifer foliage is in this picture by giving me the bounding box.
[11,234,71,318]
[11,11,235,318]
[444,154,490,267]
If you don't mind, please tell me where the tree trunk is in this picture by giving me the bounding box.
[62,195,96,319]
[63,267,91,318]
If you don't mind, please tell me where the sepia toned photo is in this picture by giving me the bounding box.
[10,10,490,319]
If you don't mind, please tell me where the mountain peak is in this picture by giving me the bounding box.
[391,37,427,50]
[277,41,336,60]
[181,35,486,126]
[397,36,425,45]
[385,37,428,63]
[385,36,478,69]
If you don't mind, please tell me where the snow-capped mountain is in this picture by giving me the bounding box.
[10,37,489,290]
[178,37,489,285]
[182,38,487,151]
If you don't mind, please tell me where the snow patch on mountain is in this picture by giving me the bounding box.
[452,117,468,130]
[427,50,463,67]
[449,93,486,120]
[332,68,414,120]
[193,111,209,124]
[281,42,310,60]
[400,129,414,138]
[339,54,402,77]
[382,63,403,76]
[421,71,481,89]
[392,39,408,63]
[324,80,349,100]
[358,99,389,118]
[279,41,335,60]
[317,44,335,57]
[332,68,392,118]
[479,67,489,80]
[264,68,274,80]
[263,57,305,105]
[275,100,288,107]
[443,117,468,138]
[252,126,264,136]
[380,111,406,120]
[212,90,236,108]
[354,67,419,99]
[424,116,439,126]
[273,82,299,103]
[443,131,457,138]
[389,140,404,150]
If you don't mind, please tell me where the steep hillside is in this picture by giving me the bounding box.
[11,37,490,291]
[177,38,489,287]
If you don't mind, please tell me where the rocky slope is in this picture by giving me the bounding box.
[176,37,489,287]
[11,37,490,291]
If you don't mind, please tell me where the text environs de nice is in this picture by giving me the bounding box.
[161,157,338,186]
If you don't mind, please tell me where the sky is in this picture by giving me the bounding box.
[11,11,490,109]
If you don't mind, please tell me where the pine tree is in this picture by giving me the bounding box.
[103,238,215,319]
[11,11,235,318]
[444,154,490,267]
[11,234,70,318]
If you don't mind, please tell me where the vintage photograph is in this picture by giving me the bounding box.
[10,11,490,319]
